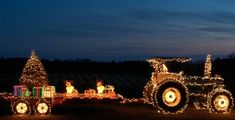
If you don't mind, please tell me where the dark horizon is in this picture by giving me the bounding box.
[0,52,233,62]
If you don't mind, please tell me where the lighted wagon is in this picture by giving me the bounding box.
[1,50,122,116]
[143,54,234,114]
[1,85,122,115]
[3,85,55,115]
[2,85,121,115]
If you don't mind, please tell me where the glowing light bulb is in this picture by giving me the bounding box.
[214,95,229,111]
[66,86,75,94]
[37,103,49,114]
[162,87,181,107]
[16,102,28,114]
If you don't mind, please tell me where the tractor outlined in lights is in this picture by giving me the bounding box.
[143,55,234,114]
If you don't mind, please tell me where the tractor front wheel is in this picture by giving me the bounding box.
[208,88,234,113]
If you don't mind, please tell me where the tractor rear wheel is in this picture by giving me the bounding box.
[152,79,189,114]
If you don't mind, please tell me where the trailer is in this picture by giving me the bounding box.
[2,91,123,115]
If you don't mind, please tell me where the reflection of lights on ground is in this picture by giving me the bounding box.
[16,102,28,114]
[214,95,229,111]
[162,87,181,107]
[37,103,49,114]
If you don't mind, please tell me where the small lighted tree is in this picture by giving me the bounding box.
[204,54,212,78]
[19,50,48,89]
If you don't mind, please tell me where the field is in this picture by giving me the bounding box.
[0,63,234,119]
[0,102,234,120]
[0,73,234,119]
[0,73,150,98]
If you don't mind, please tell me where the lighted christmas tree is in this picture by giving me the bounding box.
[204,54,212,78]
[19,50,48,89]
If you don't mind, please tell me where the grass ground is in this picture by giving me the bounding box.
[0,99,234,120]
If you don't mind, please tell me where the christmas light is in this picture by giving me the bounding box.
[213,95,229,111]
[16,102,28,114]
[147,57,191,73]
[151,79,189,114]
[97,81,105,94]
[162,87,181,107]
[11,98,31,115]
[65,81,78,96]
[143,55,234,114]
[19,50,48,89]
[105,85,115,93]
[1,52,233,116]
[37,103,48,114]
[204,54,212,78]
[207,88,234,113]
[34,99,52,115]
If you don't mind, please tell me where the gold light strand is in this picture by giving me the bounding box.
[19,50,48,89]
[151,79,189,114]
[147,57,191,73]
[207,88,234,113]
[143,55,234,114]
[34,98,52,115]
[204,54,212,78]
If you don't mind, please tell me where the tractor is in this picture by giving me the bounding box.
[143,54,234,114]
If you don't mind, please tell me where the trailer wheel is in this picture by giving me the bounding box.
[208,88,234,113]
[34,99,52,115]
[153,79,188,114]
[11,99,31,115]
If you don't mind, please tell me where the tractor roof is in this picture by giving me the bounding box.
[147,57,191,63]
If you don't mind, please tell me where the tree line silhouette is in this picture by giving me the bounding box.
[0,56,234,97]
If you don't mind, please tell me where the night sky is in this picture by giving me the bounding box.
[0,0,235,61]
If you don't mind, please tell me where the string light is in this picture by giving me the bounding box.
[34,99,52,115]
[10,98,32,115]
[147,57,191,73]
[204,54,212,78]
[65,81,78,96]
[162,87,181,107]
[19,50,48,89]
[207,88,234,113]
[2,53,234,116]
[143,55,234,114]
[97,81,105,94]
[152,79,189,114]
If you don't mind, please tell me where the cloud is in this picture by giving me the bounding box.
[37,13,157,40]
[197,27,235,33]
[129,9,205,26]
[129,9,235,35]
[214,37,230,41]
[211,11,235,24]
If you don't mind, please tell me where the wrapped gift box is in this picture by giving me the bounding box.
[13,85,30,97]
[106,92,116,98]
[104,85,115,93]
[44,86,56,98]
[32,87,44,98]
[84,89,96,96]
